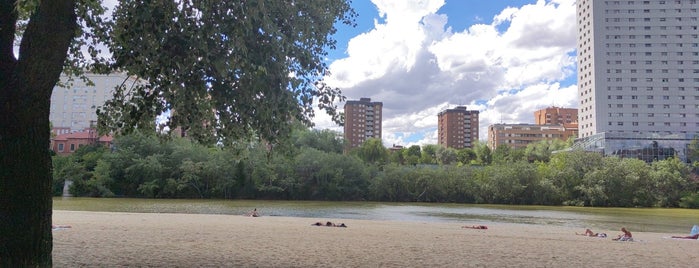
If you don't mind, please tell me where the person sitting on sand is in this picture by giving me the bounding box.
[246,208,260,217]
[612,227,633,241]
[337,223,347,228]
[462,225,488,230]
[671,233,699,239]
[576,229,606,237]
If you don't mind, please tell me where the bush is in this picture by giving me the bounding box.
[679,192,699,208]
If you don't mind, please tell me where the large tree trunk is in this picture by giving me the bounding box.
[0,1,76,266]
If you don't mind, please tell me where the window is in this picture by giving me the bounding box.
[69,144,75,152]
[58,144,64,152]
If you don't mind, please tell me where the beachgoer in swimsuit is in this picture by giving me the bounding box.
[612,227,633,241]
[462,225,488,229]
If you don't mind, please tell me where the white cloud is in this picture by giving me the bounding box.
[316,0,578,147]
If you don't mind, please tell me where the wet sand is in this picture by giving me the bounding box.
[52,210,698,267]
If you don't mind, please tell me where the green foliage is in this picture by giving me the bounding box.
[291,128,343,154]
[98,1,357,146]
[52,130,699,208]
[352,138,388,165]
[679,192,699,208]
[419,144,438,164]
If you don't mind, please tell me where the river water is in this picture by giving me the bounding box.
[54,198,699,234]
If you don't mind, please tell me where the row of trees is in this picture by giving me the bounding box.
[53,128,699,208]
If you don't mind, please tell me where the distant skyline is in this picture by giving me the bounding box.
[313,0,578,147]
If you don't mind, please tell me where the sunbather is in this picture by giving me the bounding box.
[612,227,633,241]
[462,225,488,229]
[576,228,606,237]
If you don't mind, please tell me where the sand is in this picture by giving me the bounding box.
[52,210,698,268]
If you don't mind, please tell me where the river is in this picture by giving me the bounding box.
[53,197,699,233]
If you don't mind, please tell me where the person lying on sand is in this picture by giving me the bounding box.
[462,225,488,230]
[311,221,347,227]
[671,233,699,239]
[576,229,607,238]
[52,224,72,230]
[612,227,633,241]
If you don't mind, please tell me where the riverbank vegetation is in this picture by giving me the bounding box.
[53,128,699,208]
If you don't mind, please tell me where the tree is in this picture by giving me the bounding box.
[435,146,457,165]
[419,144,438,164]
[403,145,421,166]
[353,138,388,165]
[0,1,355,265]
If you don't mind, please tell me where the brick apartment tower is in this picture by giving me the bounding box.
[344,98,382,149]
[438,106,479,149]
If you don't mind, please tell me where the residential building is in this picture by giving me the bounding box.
[534,106,578,126]
[344,98,382,149]
[437,106,479,149]
[50,72,137,132]
[487,124,574,150]
[51,128,113,156]
[534,106,579,140]
[575,0,699,161]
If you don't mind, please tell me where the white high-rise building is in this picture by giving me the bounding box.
[577,0,699,138]
[50,73,135,132]
[575,0,699,161]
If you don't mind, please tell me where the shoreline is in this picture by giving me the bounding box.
[52,210,698,267]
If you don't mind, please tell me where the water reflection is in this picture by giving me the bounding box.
[54,198,699,233]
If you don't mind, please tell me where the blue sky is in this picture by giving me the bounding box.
[314,0,578,146]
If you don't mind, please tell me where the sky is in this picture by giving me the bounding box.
[312,0,579,147]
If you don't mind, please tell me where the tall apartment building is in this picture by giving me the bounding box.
[575,0,699,161]
[343,98,382,149]
[437,106,479,149]
[50,72,136,132]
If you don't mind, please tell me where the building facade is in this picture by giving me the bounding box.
[50,72,137,132]
[487,124,575,150]
[437,106,479,149]
[576,0,699,137]
[343,98,382,149]
[534,106,578,126]
[51,128,113,156]
[575,0,699,161]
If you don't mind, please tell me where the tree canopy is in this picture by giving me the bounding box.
[98,1,356,145]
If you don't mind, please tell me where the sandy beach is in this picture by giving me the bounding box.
[52,210,697,267]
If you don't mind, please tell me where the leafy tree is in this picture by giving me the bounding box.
[353,138,388,165]
[1,1,355,264]
[403,145,421,166]
[455,148,476,165]
[435,146,457,165]
[419,144,438,164]
[388,147,406,165]
[686,138,699,165]
[473,142,492,165]
[524,139,568,163]
[291,128,344,154]
[651,157,692,207]
[543,150,605,206]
